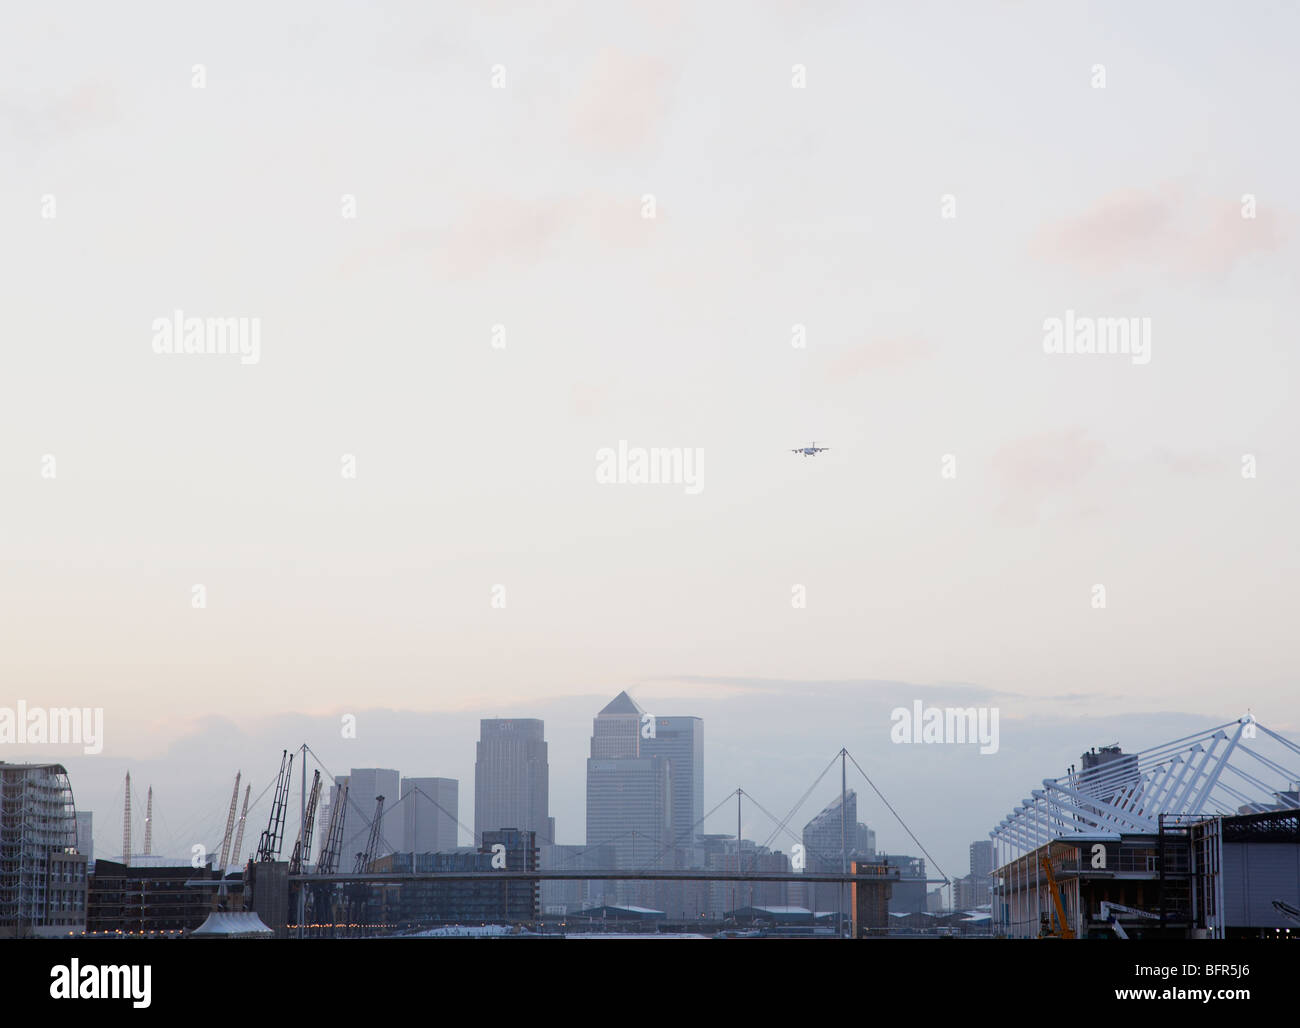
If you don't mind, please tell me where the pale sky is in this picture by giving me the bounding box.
[2,2,1297,878]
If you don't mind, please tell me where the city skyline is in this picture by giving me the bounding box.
[29,692,1291,888]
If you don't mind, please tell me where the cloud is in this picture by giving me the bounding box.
[0,79,117,144]
[572,48,672,156]
[1151,448,1220,477]
[992,428,1105,514]
[823,338,931,380]
[1030,185,1284,280]
[439,192,583,277]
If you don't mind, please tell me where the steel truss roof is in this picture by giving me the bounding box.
[990,717,1300,858]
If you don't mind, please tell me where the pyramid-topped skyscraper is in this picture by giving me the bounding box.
[585,691,668,905]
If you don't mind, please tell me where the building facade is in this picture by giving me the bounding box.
[86,859,220,935]
[374,829,539,926]
[639,716,703,851]
[475,719,551,845]
[402,777,458,854]
[331,768,400,873]
[585,693,671,907]
[0,762,86,937]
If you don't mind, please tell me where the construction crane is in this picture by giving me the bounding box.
[289,771,322,874]
[1097,901,1160,939]
[346,795,385,931]
[310,782,348,932]
[255,750,294,862]
[316,782,348,875]
[353,795,385,873]
[144,787,153,856]
[123,771,131,868]
[216,772,241,874]
[1039,855,1075,939]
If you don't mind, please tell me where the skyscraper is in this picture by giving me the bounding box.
[401,777,458,853]
[640,716,703,851]
[474,719,551,844]
[800,790,875,917]
[75,810,94,865]
[966,839,994,907]
[585,692,671,906]
[331,768,400,873]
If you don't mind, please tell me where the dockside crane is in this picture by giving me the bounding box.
[316,782,348,875]
[289,770,322,874]
[255,750,294,862]
[346,795,386,932]
[311,781,348,932]
[354,795,385,873]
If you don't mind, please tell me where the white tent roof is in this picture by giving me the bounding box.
[190,912,273,937]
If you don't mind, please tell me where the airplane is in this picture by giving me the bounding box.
[791,442,829,456]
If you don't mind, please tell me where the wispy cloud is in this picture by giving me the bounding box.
[1030,184,1285,280]
[571,48,673,156]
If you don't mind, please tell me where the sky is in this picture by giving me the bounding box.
[1,1,1297,880]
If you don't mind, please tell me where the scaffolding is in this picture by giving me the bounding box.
[0,763,78,936]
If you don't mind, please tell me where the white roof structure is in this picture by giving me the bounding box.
[190,912,273,938]
[990,717,1300,860]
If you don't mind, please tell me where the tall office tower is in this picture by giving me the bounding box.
[585,692,670,906]
[1077,744,1140,816]
[590,692,641,758]
[75,810,94,865]
[855,823,876,857]
[332,768,400,872]
[401,777,458,853]
[968,839,994,906]
[640,716,703,850]
[802,790,859,916]
[474,719,551,845]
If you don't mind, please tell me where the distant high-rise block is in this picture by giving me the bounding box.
[474,719,550,844]
[802,790,857,917]
[76,810,94,865]
[401,777,458,853]
[640,716,703,850]
[590,691,641,758]
[585,693,670,907]
[331,768,400,872]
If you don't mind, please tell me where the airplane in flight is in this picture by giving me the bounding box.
[791,441,829,456]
